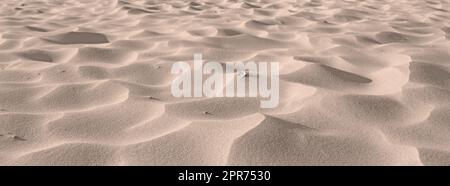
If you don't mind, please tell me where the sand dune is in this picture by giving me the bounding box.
[0,0,450,165]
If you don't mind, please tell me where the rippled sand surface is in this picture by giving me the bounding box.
[0,0,449,165]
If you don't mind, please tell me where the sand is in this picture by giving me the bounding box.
[0,0,449,165]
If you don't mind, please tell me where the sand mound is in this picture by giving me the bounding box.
[43,32,110,45]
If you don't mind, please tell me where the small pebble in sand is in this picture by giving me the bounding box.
[240,70,250,77]
[148,96,162,101]
[4,133,26,141]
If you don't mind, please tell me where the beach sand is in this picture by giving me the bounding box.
[0,0,449,165]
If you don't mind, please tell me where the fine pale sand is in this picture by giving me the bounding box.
[0,0,450,166]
